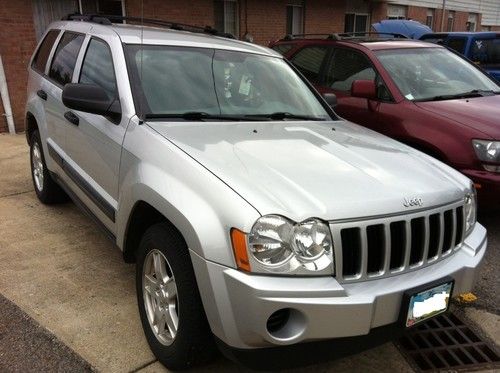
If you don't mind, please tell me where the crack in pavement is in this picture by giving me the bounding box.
[0,189,33,199]
[128,359,159,373]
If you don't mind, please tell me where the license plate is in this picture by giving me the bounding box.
[405,281,453,328]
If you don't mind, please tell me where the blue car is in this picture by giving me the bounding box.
[419,32,500,82]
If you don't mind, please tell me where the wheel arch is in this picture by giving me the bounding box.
[25,111,39,145]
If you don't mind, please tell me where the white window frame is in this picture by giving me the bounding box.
[286,4,304,35]
[344,13,370,33]
[387,5,407,20]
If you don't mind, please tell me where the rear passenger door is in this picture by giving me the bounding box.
[44,31,85,158]
[64,37,125,226]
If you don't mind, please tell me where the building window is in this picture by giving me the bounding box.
[387,5,407,20]
[286,5,304,35]
[426,9,434,28]
[344,13,369,33]
[482,26,492,32]
[447,11,455,31]
[79,0,125,16]
[214,0,239,37]
[467,13,477,32]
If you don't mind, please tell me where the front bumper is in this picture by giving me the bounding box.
[461,168,500,208]
[191,223,486,350]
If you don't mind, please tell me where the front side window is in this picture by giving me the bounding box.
[49,32,85,86]
[124,45,330,119]
[325,48,376,92]
[290,46,328,82]
[214,0,238,37]
[79,38,117,100]
[32,30,60,73]
[375,47,499,101]
[470,37,500,67]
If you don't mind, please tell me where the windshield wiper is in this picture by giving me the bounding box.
[245,112,327,121]
[144,112,263,121]
[417,89,499,102]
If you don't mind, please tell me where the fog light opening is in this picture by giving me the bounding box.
[266,308,290,334]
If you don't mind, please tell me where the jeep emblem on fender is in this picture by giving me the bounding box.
[403,197,423,207]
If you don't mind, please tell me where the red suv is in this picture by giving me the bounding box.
[270,35,500,208]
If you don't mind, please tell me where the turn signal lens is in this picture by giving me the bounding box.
[231,228,251,272]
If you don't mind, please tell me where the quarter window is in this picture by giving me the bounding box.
[79,39,118,100]
[290,46,328,82]
[49,32,85,86]
[32,30,60,73]
[325,48,375,92]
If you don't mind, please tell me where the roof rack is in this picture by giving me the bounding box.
[281,31,408,41]
[62,13,236,39]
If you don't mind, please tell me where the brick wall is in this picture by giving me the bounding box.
[304,0,346,36]
[0,0,36,133]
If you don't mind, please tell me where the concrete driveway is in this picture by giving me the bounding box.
[0,133,498,372]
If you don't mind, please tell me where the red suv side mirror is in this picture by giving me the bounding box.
[351,80,377,100]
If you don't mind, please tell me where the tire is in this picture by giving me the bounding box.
[136,223,217,370]
[29,130,67,204]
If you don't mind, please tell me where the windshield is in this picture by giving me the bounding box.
[124,45,331,120]
[375,47,499,101]
[471,37,500,67]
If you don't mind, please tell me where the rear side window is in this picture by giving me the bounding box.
[49,32,85,86]
[470,38,500,66]
[31,30,60,73]
[290,46,328,82]
[272,44,294,55]
[79,39,118,100]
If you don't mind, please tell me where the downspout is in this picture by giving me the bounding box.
[0,55,15,134]
[440,0,446,32]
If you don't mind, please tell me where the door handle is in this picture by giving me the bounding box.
[64,111,79,126]
[36,89,47,101]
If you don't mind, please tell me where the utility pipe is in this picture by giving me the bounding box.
[0,55,15,134]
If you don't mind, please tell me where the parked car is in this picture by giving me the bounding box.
[419,32,500,82]
[26,15,486,370]
[271,35,500,208]
[372,19,432,39]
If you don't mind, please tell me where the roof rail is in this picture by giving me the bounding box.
[281,31,408,42]
[337,31,408,39]
[283,33,341,41]
[62,13,236,39]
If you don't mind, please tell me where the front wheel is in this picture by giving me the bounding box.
[136,223,217,370]
[29,130,67,204]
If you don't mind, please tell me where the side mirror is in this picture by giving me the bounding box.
[322,93,337,107]
[351,80,377,100]
[62,83,121,120]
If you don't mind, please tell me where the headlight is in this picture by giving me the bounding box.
[232,215,334,275]
[464,187,477,236]
[472,140,500,171]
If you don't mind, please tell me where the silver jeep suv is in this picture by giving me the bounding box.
[25,15,486,370]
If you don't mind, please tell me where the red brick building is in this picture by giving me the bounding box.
[0,0,499,133]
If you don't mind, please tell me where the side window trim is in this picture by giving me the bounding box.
[47,30,86,88]
[77,36,119,98]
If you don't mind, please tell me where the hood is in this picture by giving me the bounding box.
[148,120,469,221]
[414,95,500,138]
[372,20,432,39]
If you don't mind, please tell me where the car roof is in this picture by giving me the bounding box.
[49,20,280,57]
[275,37,441,51]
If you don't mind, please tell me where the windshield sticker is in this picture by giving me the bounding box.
[239,75,252,96]
[405,93,414,100]
[475,40,483,50]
